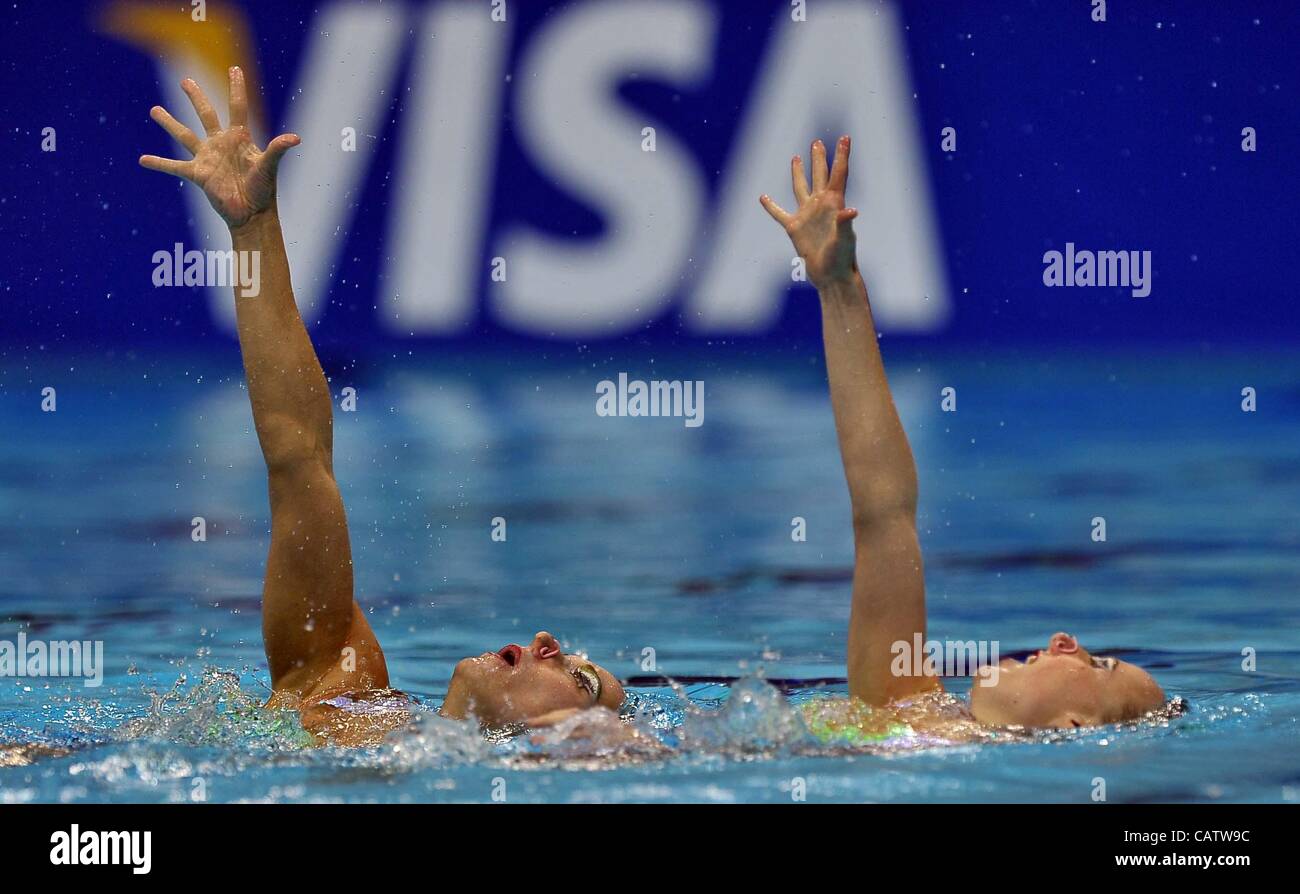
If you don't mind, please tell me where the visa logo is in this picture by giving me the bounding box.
[106,0,947,337]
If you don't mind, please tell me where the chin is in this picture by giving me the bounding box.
[969,686,1047,728]
[447,657,480,691]
[442,658,490,720]
[967,690,1006,726]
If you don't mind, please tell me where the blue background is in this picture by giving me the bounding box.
[1,0,1297,352]
[2,1,1299,806]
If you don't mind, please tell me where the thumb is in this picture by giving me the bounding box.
[837,207,858,237]
[258,132,301,176]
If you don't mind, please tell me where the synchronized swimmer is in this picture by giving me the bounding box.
[131,67,1169,748]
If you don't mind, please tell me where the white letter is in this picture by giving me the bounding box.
[50,831,70,866]
[1042,250,1063,287]
[384,3,509,333]
[133,831,151,875]
[689,1,947,333]
[683,380,704,428]
[494,1,716,335]
[1130,250,1151,298]
[141,6,407,331]
[595,380,615,416]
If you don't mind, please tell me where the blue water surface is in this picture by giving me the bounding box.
[0,345,1297,802]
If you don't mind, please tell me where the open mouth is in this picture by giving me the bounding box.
[496,644,523,667]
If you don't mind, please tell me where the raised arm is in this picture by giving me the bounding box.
[761,136,933,705]
[140,68,387,703]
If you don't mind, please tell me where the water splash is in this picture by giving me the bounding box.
[677,677,810,753]
[1,665,1289,802]
[115,667,311,750]
[360,707,492,769]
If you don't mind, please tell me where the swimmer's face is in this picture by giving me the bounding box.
[969,632,1165,729]
[441,631,624,727]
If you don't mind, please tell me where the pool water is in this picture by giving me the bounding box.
[1,345,1297,802]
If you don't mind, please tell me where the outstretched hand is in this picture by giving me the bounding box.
[139,66,300,229]
[760,135,859,289]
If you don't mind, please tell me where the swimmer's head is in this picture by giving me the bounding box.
[441,630,624,727]
[969,632,1165,729]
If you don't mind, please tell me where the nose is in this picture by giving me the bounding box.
[531,631,562,661]
[1048,632,1079,655]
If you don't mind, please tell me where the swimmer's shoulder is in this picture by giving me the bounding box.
[799,690,989,746]
[291,688,414,747]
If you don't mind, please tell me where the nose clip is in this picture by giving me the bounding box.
[534,632,561,660]
[1050,632,1079,654]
